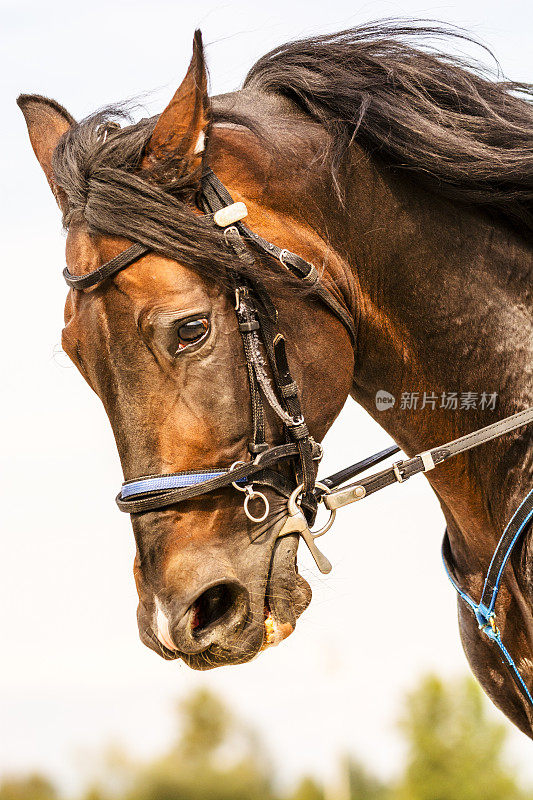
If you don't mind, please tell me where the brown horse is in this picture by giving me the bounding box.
[18,24,533,735]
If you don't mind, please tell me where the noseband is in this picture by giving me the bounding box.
[63,168,533,711]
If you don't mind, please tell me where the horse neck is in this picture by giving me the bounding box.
[331,145,533,562]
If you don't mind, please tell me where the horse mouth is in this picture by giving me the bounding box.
[143,532,312,667]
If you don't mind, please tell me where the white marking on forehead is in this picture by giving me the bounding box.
[154,596,177,651]
[194,131,206,155]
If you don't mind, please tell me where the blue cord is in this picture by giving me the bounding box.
[442,489,533,708]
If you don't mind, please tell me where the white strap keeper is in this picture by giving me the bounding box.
[213,202,248,228]
[420,450,436,471]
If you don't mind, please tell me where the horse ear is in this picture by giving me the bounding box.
[141,30,209,178]
[17,94,75,214]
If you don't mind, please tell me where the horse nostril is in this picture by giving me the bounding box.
[191,582,244,634]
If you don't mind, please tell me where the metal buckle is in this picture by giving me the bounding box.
[279,249,290,268]
[288,415,305,428]
[392,461,405,483]
[488,613,499,635]
[323,484,365,511]
[312,441,324,462]
[224,225,240,247]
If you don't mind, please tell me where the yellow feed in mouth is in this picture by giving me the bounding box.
[262,608,293,650]
[264,612,276,647]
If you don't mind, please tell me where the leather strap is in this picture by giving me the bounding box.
[116,442,315,514]
[201,170,356,346]
[323,406,533,510]
[63,243,151,289]
[200,173,320,513]
[318,444,401,490]
[479,489,533,614]
[62,170,355,348]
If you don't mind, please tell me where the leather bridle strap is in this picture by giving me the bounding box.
[200,170,356,346]
[63,243,151,290]
[321,406,533,510]
[63,171,356,346]
[116,442,317,514]
[319,444,401,490]
[198,173,320,507]
[62,167,352,520]
[315,406,533,708]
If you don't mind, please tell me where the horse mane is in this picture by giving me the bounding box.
[53,20,533,281]
[244,21,533,238]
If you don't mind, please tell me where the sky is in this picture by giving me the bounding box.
[2,0,533,793]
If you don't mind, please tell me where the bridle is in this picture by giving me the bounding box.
[63,168,533,710]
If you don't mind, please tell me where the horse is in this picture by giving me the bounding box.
[18,23,533,736]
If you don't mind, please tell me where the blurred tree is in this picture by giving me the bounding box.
[177,689,229,764]
[289,775,325,800]
[81,789,107,800]
[4,675,533,800]
[393,674,528,800]
[0,774,57,800]
[123,687,275,800]
[346,758,389,800]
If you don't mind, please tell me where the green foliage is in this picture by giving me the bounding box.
[122,687,274,800]
[289,775,325,800]
[80,790,107,800]
[393,674,527,800]
[2,676,532,800]
[0,774,57,800]
[346,758,389,800]
[176,689,229,763]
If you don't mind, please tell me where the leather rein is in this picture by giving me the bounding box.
[63,169,533,709]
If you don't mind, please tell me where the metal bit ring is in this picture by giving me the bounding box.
[230,462,269,523]
[288,483,336,538]
[243,490,269,523]
[312,482,336,537]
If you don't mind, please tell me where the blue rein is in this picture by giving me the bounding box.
[443,488,533,709]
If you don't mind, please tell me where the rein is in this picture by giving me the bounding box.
[63,169,533,711]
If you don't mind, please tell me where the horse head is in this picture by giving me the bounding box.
[18,33,354,667]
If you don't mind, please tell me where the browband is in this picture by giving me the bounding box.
[62,171,356,346]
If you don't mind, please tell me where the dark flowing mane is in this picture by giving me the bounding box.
[245,22,533,237]
[53,20,533,280]
[52,111,244,283]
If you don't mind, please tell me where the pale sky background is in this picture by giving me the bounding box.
[2,0,532,793]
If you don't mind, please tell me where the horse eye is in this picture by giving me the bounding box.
[175,317,209,351]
